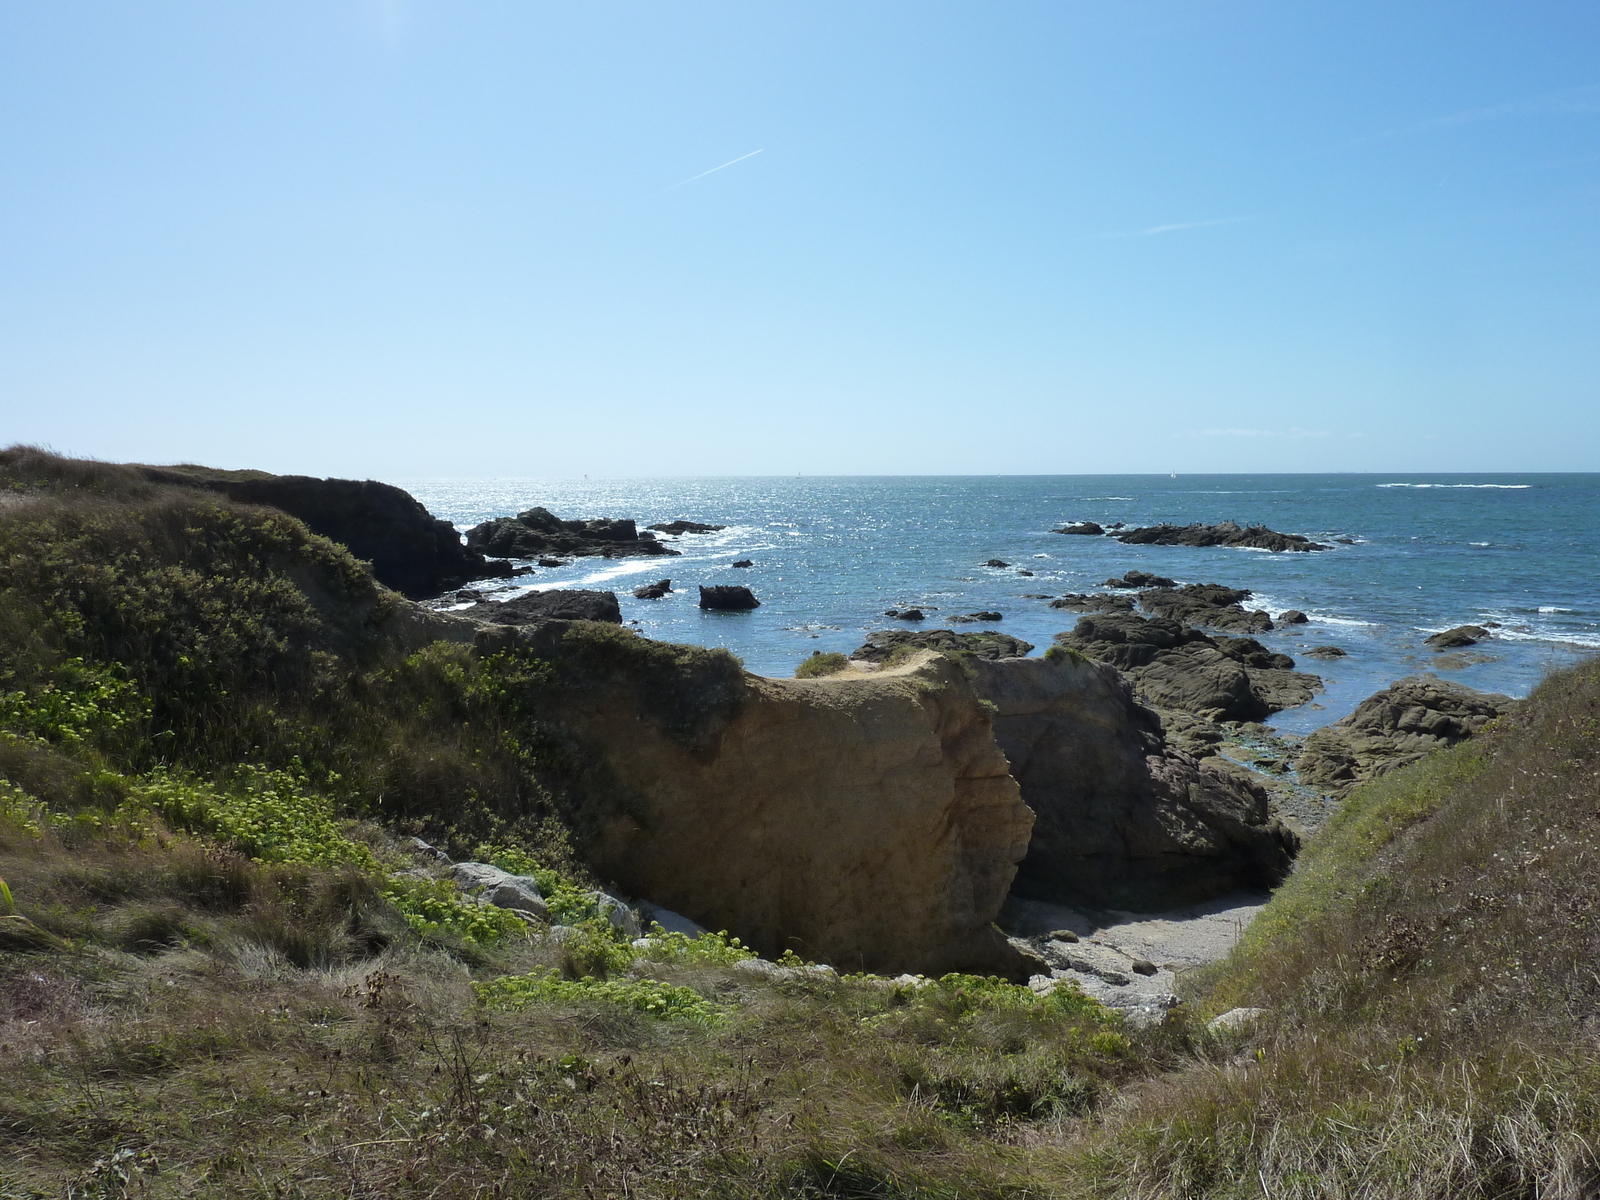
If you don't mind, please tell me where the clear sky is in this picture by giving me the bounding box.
[2,2,1597,477]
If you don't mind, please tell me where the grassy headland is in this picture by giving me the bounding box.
[2,446,1597,1197]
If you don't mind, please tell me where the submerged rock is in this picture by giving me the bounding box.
[648,520,725,534]
[1425,625,1492,649]
[1114,521,1329,552]
[1298,675,1515,794]
[948,611,1004,623]
[1052,522,1105,536]
[1305,645,1348,660]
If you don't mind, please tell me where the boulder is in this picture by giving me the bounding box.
[948,611,1003,623]
[648,520,725,535]
[699,585,760,611]
[1209,1007,1269,1033]
[526,631,1036,978]
[1425,625,1491,650]
[1298,676,1515,794]
[538,557,568,568]
[851,629,1034,664]
[465,506,680,561]
[1278,610,1309,625]
[633,579,673,600]
[638,902,710,938]
[1052,522,1105,536]
[731,559,754,568]
[1305,645,1347,660]
[966,654,1298,909]
[885,608,927,621]
[450,862,549,920]
[1017,569,1034,577]
[461,589,623,625]
[138,467,509,600]
[1114,521,1329,552]
[984,559,1010,568]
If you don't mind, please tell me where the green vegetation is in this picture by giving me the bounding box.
[794,650,849,678]
[5,446,1600,1198]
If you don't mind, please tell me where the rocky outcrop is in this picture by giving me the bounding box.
[851,629,1034,663]
[633,579,673,600]
[885,608,927,621]
[1138,583,1274,634]
[1298,676,1515,794]
[139,467,507,599]
[1053,611,1321,721]
[1278,610,1309,625]
[648,520,724,534]
[466,507,680,561]
[1305,645,1347,659]
[1425,625,1491,649]
[967,655,1298,909]
[699,585,759,611]
[491,624,1037,978]
[1114,521,1329,552]
[948,611,1003,623]
[460,589,623,625]
[1052,522,1104,536]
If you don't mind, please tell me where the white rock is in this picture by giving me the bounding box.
[450,862,548,920]
[1208,1006,1269,1033]
[588,891,643,938]
[637,901,710,938]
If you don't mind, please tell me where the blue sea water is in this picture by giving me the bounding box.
[398,474,1600,735]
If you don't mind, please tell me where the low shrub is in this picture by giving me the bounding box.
[795,651,849,679]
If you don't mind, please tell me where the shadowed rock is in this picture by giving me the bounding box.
[634,579,673,600]
[467,506,680,561]
[461,589,623,625]
[699,585,759,611]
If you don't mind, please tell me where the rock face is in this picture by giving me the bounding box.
[699,585,759,611]
[1053,611,1322,721]
[1053,522,1105,536]
[505,627,1037,978]
[461,590,623,625]
[1298,676,1515,794]
[967,655,1298,909]
[1425,625,1491,649]
[851,629,1034,664]
[1114,521,1329,552]
[140,467,507,599]
[1138,583,1274,634]
[466,507,680,561]
[648,520,725,534]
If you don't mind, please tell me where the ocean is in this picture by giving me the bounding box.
[398,474,1600,735]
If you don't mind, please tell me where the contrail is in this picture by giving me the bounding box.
[663,148,764,193]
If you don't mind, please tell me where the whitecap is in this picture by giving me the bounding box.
[1537,606,1574,614]
[1469,542,1491,547]
[1376,483,1531,489]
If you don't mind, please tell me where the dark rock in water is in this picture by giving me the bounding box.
[1017,569,1035,577]
[1214,637,1296,671]
[538,557,567,567]
[968,654,1298,910]
[949,611,1003,623]
[1305,645,1347,659]
[1334,537,1357,545]
[1278,610,1309,625]
[648,520,725,534]
[1105,571,1176,589]
[634,579,673,600]
[1053,610,1322,721]
[731,559,754,568]
[699,585,759,611]
[466,506,680,561]
[1425,625,1491,649]
[1299,676,1516,794]
[851,629,1033,663]
[1023,594,1054,600]
[511,566,534,576]
[984,559,1010,568]
[462,589,623,625]
[885,608,927,621]
[138,467,509,600]
[1115,521,1330,552]
[1052,522,1105,536]
[1139,583,1274,634]
[1050,593,1136,613]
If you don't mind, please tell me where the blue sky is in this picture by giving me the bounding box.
[2,2,1597,476]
